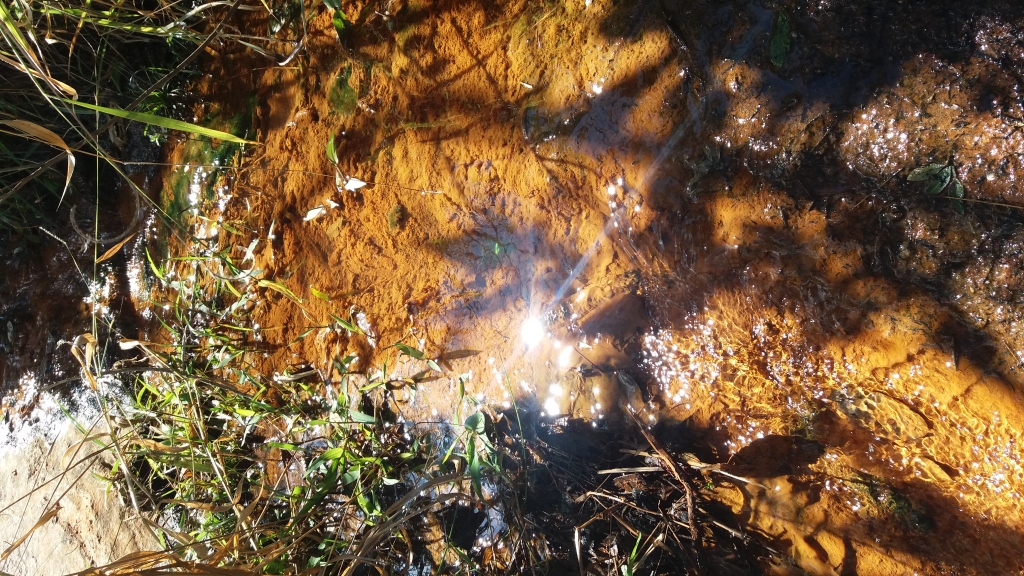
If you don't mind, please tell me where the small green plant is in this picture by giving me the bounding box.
[322,0,351,43]
[770,12,790,68]
[908,162,966,213]
[387,203,405,232]
[328,66,358,116]
[622,532,643,576]
[96,243,501,573]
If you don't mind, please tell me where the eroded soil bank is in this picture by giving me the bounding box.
[7,0,1024,573]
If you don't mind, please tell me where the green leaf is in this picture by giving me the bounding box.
[290,326,318,344]
[427,359,442,372]
[325,134,338,165]
[341,467,361,484]
[939,166,953,183]
[145,247,166,282]
[61,99,255,144]
[951,198,965,214]
[925,180,945,195]
[359,379,386,392]
[925,167,952,195]
[299,463,338,517]
[334,354,357,372]
[330,314,363,334]
[468,442,482,497]
[267,441,298,450]
[146,454,214,474]
[908,163,945,182]
[395,343,425,359]
[323,0,340,11]
[621,532,643,576]
[346,409,377,424]
[332,9,349,43]
[321,447,347,460]
[770,13,790,68]
[329,71,358,116]
[257,279,303,303]
[310,286,331,301]
[464,411,486,434]
[951,179,965,198]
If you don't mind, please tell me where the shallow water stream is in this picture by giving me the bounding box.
[6,0,1024,573]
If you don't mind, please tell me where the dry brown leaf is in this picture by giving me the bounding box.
[131,437,188,453]
[234,486,267,528]
[159,499,233,513]
[71,333,99,390]
[141,515,196,549]
[0,119,76,202]
[0,32,77,99]
[96,233,137,263]
[1,505,60,560]
[60,432,111,468]
[0,119,68,150]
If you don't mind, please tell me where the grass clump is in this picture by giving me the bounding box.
[3,230,767,575]
[0,0,266,233]
[36,238,758,575]
[75,243,518,574]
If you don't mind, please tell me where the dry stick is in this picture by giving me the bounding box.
[576,500,624,532]
[67,337,160,521]
[0,412,103,564]
[597,466,663,474]
[580,491,665,518]
[0,439,116,519]
[628,413,700,545]
[680,453,769,490]
[609,511,639,537]
[337,472,464,576]
[632,530,667,575]
[40,365,254,397]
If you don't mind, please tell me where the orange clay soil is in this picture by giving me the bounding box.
[147,0,1024,573]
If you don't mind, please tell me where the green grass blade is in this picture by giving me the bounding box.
[61,99,256,144]
[258,279,303,303]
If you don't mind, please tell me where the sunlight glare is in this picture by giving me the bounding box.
[521,316,546,349]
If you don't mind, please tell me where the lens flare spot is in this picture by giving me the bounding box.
[521,317,546,349]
